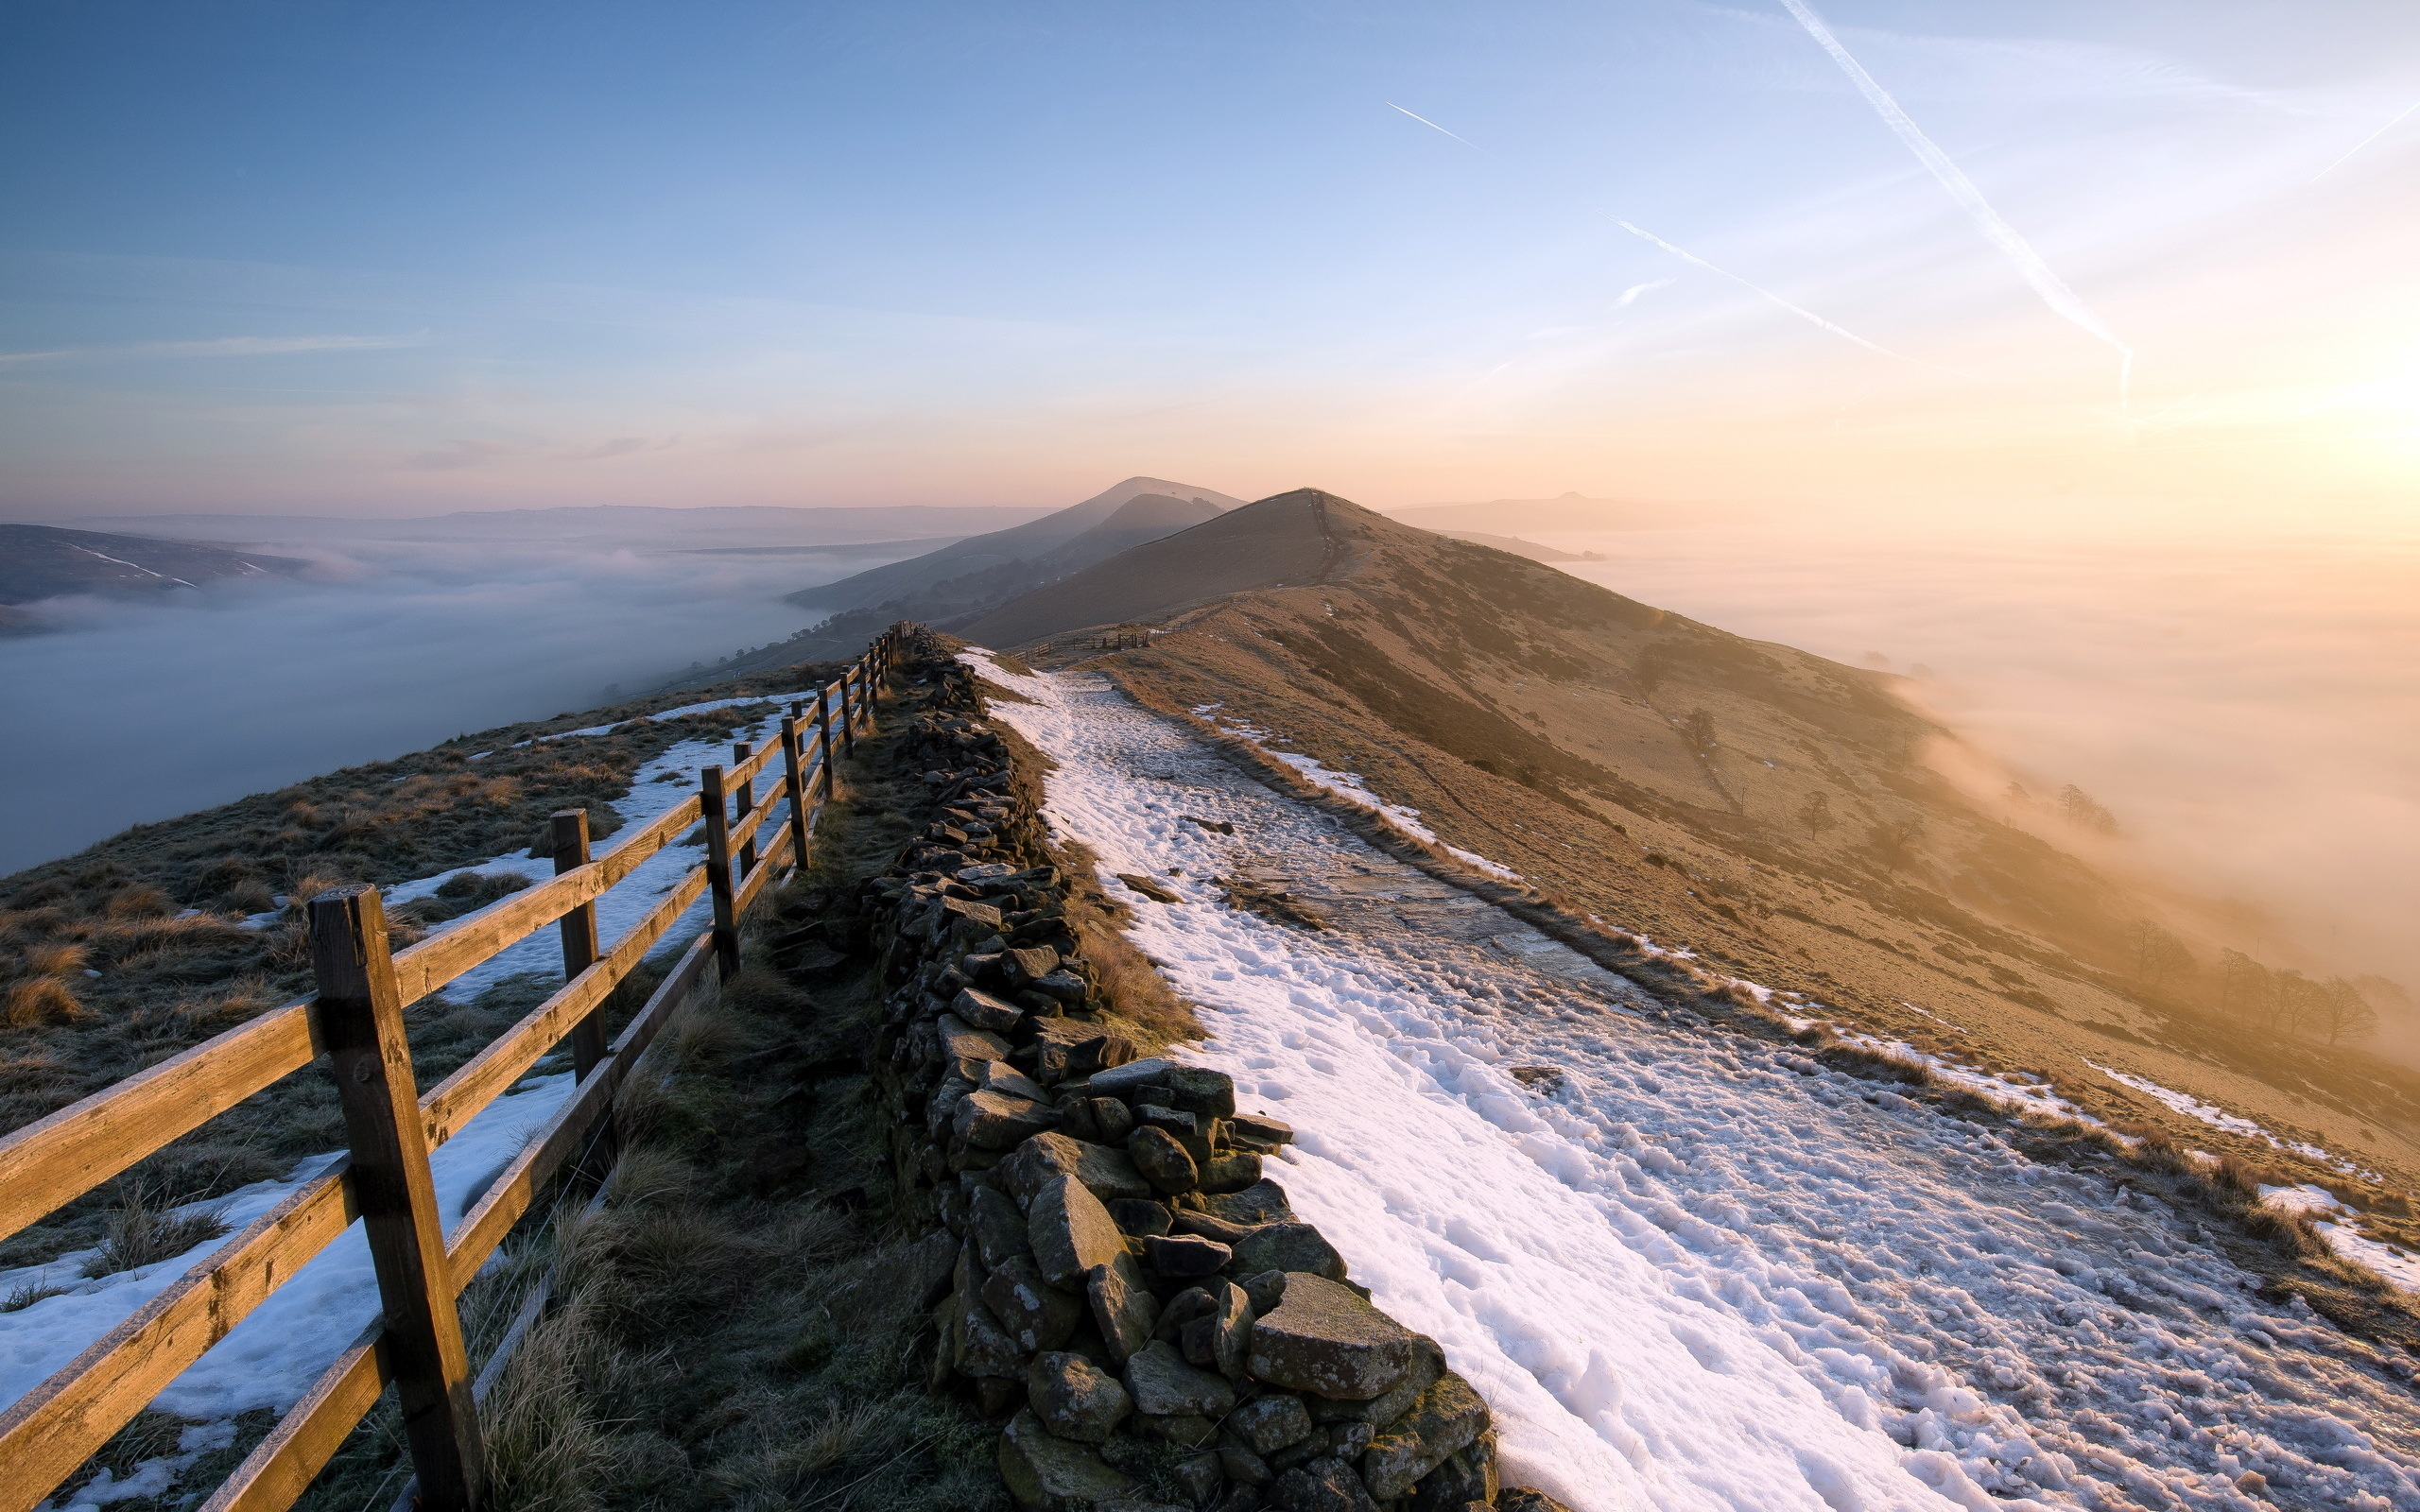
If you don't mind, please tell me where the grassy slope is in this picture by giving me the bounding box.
[994,509,2420,1242]
[0,661,856,1269]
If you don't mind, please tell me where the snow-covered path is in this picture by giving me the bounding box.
[969,654,2420,1512]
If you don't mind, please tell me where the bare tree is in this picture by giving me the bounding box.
[2124,920,2196,990]
[1865,818,1926,875]
[2315,978,2382,1045]
[2057,784,2118,834]
[2214,949,2272,1022]
[1796,791,1838,842]
[1684,709,1717,750]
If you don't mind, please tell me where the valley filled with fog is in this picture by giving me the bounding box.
[0,534,888,871]
[1548,521,2420,1012]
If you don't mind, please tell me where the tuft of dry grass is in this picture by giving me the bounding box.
[80,1186,233,1278]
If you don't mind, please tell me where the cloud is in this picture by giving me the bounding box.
[0,334,426,364]
[0,535,895,874]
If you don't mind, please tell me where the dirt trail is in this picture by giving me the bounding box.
[970,652,2420,1512]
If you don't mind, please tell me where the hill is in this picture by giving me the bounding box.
[1436,529,1604,562]
[0,524,308,632]
[967,489,2420,1192]
[782,475,1243,615]
[671,477,1242,685]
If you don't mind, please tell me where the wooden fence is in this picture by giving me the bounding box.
[0,628,901,1512]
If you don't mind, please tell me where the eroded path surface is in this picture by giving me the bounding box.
[969,653,2420,1512]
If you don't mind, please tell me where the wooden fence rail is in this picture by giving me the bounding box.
[0,629,902,1512]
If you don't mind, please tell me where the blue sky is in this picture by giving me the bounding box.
[4,0,2418,520]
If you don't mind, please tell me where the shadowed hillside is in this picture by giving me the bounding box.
[972,489,2420,1196]
[0,524,307,633]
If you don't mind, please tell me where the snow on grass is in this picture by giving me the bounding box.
[476,688,820,754]
[2256,1184,2420,1295]
[975,650,2420,1512]
[0,707,810,1486]
[2085,1060,2368,1177]
[1187,701,1524,881]
[0,1071,574,1424]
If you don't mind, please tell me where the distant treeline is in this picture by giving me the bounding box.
[2122,918,2402,1046]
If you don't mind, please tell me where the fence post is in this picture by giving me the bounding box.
[731,741,758,880]
[306,885,484,1512]
[550,810,605,1080]
[781,713,811,868]
[815,689,836,800]
[700,765,740,976]
[837,675,857,758]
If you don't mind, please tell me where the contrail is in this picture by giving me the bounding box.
[1617,279,1674,307]
[2311,94,2420,181]
[1387,102,1491,154]
[1775,0,2132,401]
[1616,220,1961,375]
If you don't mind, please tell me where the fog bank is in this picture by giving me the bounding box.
[0,540,860,873]
[1551,524,2420,996]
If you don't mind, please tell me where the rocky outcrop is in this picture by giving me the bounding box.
[862,630,1527,1512]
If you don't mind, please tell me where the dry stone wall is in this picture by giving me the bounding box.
[860,632,1535,1512]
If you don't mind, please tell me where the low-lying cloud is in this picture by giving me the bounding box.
[1552,524,2420,1003]
[0,538,859,873]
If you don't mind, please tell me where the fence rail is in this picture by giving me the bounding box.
[0,629,902,1512]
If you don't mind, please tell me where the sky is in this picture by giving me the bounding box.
[3,0,2418,524]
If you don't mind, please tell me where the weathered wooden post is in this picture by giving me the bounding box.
[780,711,811,867]
[730,741,757,880]
[837,674,857,758]
[815,689,836,801]
[549,810,605,1080]
[700,766,740,975]
[306,885,484,1512]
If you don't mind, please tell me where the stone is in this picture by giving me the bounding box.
[1154,1287,1217,1343]
[977,1377,1025,1418]
[938,1013,1011,1063]
[1198,1152,1264,1194]
[1055,1096,1101,1141]
[954,1288,1028,1379]
[1147,1234,1232,1279]
[957,1089,1059,1150]
[1007,944,1062,984]
[1209,1487,1264,1512]
[984,1254,1085,1354]
[1170,1211,1254,1245]
[1314,1340,1440,1427]
[955,986,1027,1033]
[1001,1133,1154,1206]
[1190,1278,1252,1383]
[1029,1174,1128,1289]
[904,1228,961,1310]
[1136,1414,1219,1450]
[1245,1274,1421,1400]
[1176,1454,1224,1507]
[1226,1392,1314,1455]
[1092,1098,1136,1143]
[1407,1434,1499,1512]
[1085,1057,1181,1101]
[942,896,1004,932]
[1124,1339,1236,1418]
[982,1060,1055,1105]
[1028,1016,1137,1081]
[1495,1491,1576,1512]
[1129,1126,1200,1194]
[971,1184,1033,1270]
[1108,1198,1171,1237]
[1219,1446,1272,1487]
[1026,969,1090,1005]
[958,861,1017,883]
[1132,1066,1236,1118]
[1225,1113,1290,1147]
[1026,1351,1133,1443]
[1225,1225,1344,1283]
[1089,1249,1161,1364]
[1115,872,1181,903]
[1197,1179,1296,1227]
[1240,1270,1288,1315]
[1133,1103,1201,1139]
[1265,1459,1378,1512]
[999,1408,1136,1509]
